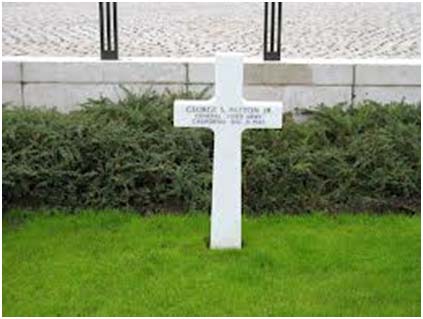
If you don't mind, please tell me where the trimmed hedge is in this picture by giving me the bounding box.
[2,90,421,214]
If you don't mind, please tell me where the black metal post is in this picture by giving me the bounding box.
[99,2,118,60]
[264,2,282,61]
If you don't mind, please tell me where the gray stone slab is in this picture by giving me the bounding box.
[23,62,103,83]
[2,83,22,106]
[354,86,421,104]
[356,65,421,86]
[245,63,353,85]
[2,61,21,82]
[23,83,185,112]
[102,62,186,83]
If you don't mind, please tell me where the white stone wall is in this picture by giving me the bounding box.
[2,57,421,113]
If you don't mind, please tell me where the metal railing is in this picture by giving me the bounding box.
[99,2,118,60]
[264,2,282,61]
[98,2,282,61]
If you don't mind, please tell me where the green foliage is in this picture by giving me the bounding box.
[2,91,421,214]
[243,100,421,213]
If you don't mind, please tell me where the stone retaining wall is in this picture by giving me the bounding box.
[2,57,421,112]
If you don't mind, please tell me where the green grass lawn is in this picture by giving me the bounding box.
[2,211,421,316]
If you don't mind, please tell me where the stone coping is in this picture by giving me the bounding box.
[3,57,421,87]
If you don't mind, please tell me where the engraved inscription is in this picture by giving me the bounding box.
[186,105,273,126]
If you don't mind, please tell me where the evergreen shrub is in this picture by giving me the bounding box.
[3,90,420,214]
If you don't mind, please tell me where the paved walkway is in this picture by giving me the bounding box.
[2,3,421,58]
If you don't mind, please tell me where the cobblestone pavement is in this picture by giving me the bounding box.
[2,2,421,58]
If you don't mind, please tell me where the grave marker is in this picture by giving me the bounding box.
[174,53,283,249]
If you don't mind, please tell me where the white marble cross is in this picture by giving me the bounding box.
[174,53,283,249]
